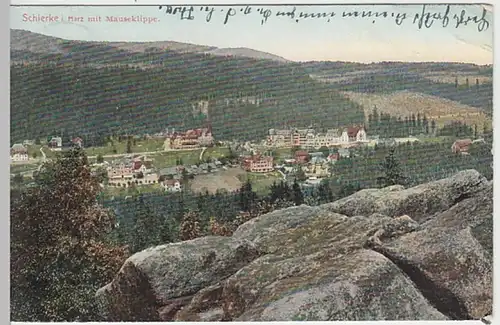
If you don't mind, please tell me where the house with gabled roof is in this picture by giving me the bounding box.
[452,139,472,155]
[10,143,29,162]
[48,136,63,151]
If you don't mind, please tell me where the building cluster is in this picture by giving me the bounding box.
[240,153,274,173]
[106,155,159,188]
[47,136,83,151]
[164,127,215,150]
[267,126,368,149]
[277,149,346,180]
[105,155,183,192]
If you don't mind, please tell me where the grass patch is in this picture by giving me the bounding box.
[151,150,202,169]
[203,146,230,160]
[85,138,166,157]
[238,171,283,196]
[10,164,38,174]
[101,183,165,198]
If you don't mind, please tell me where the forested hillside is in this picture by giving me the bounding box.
[11,54,365,142]
[10,29,492,143]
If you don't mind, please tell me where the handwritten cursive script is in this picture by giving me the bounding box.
[157,4,490,32]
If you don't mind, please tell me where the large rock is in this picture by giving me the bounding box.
[323,170,488,222]
[97,170,492,321]
[96,236,261,321]
[222,249,447,321]
[423,181,493,256]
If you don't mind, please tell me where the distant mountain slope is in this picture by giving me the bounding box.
[342,90,491,129]
[10,29,66,54]
[10,29,287,63]
[204,47,289,63]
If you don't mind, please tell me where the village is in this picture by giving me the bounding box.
[10,120,482,195]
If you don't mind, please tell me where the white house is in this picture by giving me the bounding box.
[48,136,63,151]
[10,143,29,162]
[341,126,367,143]
[162,179,183,192]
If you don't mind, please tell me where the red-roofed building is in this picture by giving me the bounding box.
[132,160,153,174]
[169,127,214,149]
[71,137,84,148]
[294,150,310,164]
[452,139,472,154]
[241,154,274,173]
[341,126,367,143]
[162,179,183,192]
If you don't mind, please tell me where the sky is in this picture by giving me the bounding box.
[10,4,493,64]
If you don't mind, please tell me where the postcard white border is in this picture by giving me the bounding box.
[6,0,497,324]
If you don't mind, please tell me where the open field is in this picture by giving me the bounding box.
[100,183,165,199]
[237,170,283,195]
[202,147,230,160]
[190,167,245,194]
[341,90,491,129]
[190,167,282,196]
[85,138,165,157]
[420,72,492,85]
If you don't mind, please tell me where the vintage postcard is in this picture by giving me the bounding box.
[9,2,493,322]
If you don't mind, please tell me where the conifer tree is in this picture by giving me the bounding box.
[292,179,304,206]
[377,147,407,188]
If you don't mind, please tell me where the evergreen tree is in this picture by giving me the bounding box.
[455,76,458,88]
[422,114,429,135]
[96,154,104,163]
[317,179,333,204]
[376,147,407,188]
[372,106,380,134]
[130,195,163,253]
[239,180,256,212]
[431,120,436,135]
[292,180,304,206]
[126,136,132,154]
[410,113,417,129]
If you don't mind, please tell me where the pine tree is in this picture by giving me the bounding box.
[317,179,333,204]
[126,136,132,154]
[377,147,407,188]
[130,195,163,253]
[422,114,429,135]
[431,120,436,135]
[292,180,304,206]
[416,112,422,131]
[239,180,256,212]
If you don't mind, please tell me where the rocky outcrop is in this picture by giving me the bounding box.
[96,169,492,321]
